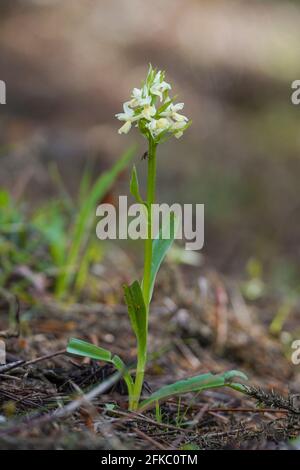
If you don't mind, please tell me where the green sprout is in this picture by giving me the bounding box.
[67,65,247,411]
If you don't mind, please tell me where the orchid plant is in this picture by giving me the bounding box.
[67,65,247,412]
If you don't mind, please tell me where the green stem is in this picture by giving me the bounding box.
[142,138,157,306]
[131,137,157,411]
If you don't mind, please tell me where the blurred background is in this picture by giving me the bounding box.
[0,0,300,284]
[1,4,300,449]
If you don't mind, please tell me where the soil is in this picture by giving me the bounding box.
[0,262,299,450]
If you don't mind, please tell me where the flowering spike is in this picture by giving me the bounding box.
[115,66,190,142]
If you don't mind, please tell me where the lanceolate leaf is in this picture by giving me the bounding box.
[67,338,112,362]
[112,354,134,395]
[148,212,176,301]
[67,338,134,397]
[139,370,248,410]
[123,281,147,355]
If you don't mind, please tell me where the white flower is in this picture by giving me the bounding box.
[115,101,134,121]
[171,121,186,139]
[145,119,157,135]
[130,87,151,107]
[161,102,188,122]
[141,104,156,120]
[150,71,171,101]
[156,117,170,129]
[146,117,170,138]
[118,120,132,134]
[115,101,140,134]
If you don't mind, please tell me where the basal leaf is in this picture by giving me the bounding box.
[222,370,248,382]
[67,338,112,362]
[139,370,248,410]
[67,339,135,398]
[112,354,134,395]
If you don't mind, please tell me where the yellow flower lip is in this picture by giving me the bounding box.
[156,118,170,129]
[141,105,156,120]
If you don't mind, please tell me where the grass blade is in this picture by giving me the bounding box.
[56,145,136,298]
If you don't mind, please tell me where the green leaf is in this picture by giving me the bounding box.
[66,339,135,398]
[130,165,144,204]
[111,354,126,371]
[227,381,250,395]
[123,280,147,355]
[139,370,248,410]
[222,370,248,382]
[148,212,176,301]
[112,354,134,395]
[67,338,112,362]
